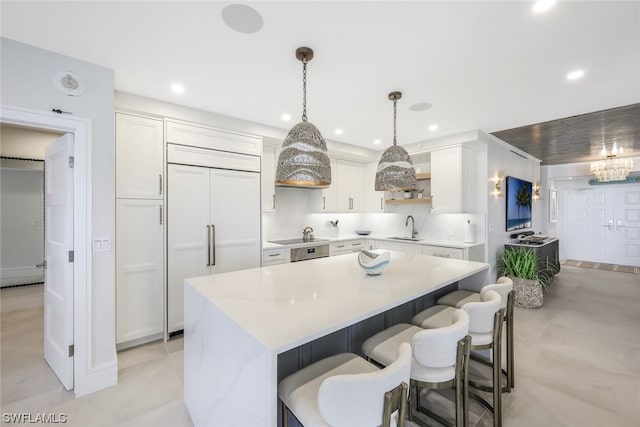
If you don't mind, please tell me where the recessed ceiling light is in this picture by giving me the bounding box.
[221,4,263,34]
[533,0,556,13]
[171,84,185,94]
[335,128,344,135]
[373,139,382,145]
[409,102,432,112]
[429,124,439,131]
[281,113,291,122]
[566,69,585,81]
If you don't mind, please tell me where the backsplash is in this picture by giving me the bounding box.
[262,187,485,244]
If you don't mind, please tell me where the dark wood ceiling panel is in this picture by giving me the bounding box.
[491,103,640,165]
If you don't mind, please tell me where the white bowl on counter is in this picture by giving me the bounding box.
[355,229,372,235]
[357,250,390,275]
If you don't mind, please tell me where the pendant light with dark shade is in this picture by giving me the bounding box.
[276,47,331,188]
[375,92,417,191]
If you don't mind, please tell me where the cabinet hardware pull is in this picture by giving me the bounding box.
[272,195,275,210]
[206,225,211,267]
[211,225,216,266]
[349,198,353,210]
[351,243,360,246]
[159,174,163,195]
[380,197,383,210]
[337,245,345,248]
[268,253,279,257]
[159,205,163,225]
[323,196,326,210]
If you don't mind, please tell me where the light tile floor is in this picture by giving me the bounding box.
[1,265,638,426]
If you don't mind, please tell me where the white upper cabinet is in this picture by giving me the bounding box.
[430,145,472,214]
[116,113,164,199]
[364,161,385,212]
[336,160,365,212]
[320,159,338,212]
[262,145,276,213]
[165,120,262,157]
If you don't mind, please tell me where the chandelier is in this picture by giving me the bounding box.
[276,47,331,188]
[374,92,417,191]
[590,141,633,182]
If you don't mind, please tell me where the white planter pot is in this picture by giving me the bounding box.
[511,276,543,309]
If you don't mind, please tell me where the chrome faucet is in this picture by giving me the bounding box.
[302,226,314,242]
[405,215,418,239]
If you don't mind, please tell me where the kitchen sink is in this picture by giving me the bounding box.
[387,236,423,242]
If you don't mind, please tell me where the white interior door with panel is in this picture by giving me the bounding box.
[44,133,74,390]
[115,113,163,199]
[116,199,164,344]
[613,187,640,266]
[565,188,615,263]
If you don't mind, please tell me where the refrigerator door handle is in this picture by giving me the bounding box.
[211,225,216,266]
[206,225,211,266]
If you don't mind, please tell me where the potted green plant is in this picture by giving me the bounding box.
[499,247,551,308]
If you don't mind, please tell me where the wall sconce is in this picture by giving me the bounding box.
[532,183,542,200]
[490,176,503,197]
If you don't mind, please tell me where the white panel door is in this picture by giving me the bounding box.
[167,164,210,333]
[350,162,365,212]
[364,161,385,213]
[116,199,164,344]
[44,133,74,390]
[566,189,615,263]
[431,147,462,213]
[115,113,163,199]
[614,187,640,266]
[210,169,261,274]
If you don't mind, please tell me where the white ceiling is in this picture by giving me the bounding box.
[2,1,639,153]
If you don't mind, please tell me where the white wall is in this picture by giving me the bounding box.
[0,167,44,286]
[1,37,116,394]
[486,136,542,280]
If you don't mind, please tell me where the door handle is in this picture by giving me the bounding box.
[616,220,626,231]
[211,225,216,266]
[206,225,211,266]
[159,204,163,225]
[159,174,163,195]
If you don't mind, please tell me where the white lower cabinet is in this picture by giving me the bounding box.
[374,240,423,254]
[116,199,164,345]
[262,248,290,266]
[330,239,364,256]
[167,163,261,333]
[421,245,464,259]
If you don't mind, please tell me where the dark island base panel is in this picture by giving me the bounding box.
[276,282,458,426]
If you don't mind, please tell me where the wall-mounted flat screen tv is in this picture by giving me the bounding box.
[506,176,532,231]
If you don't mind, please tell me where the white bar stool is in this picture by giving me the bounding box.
[437,277,515,391]
[361,310,471,427]
[278,342,412,427]
[412,290,504,427]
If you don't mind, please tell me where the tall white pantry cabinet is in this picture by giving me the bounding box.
[115,113,164,346]
[116,114,263,344]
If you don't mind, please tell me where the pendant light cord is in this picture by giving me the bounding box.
[302,58,308,122]
[393,98,397,145]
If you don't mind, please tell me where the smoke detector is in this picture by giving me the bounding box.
[52,71,86,96]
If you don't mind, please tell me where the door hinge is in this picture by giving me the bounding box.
[68,250,74,262]
[69,156,75,168]
[68,344,74,357]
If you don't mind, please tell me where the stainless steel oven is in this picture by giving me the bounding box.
[290,244,330,262]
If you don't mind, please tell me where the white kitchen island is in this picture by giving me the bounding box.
[184,251,489,427]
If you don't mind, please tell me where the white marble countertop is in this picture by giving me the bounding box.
[185,251,489,354]
[263,234,484,250]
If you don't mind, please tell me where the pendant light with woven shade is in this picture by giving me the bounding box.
[276,47,331,188]
[375,92,417,191]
